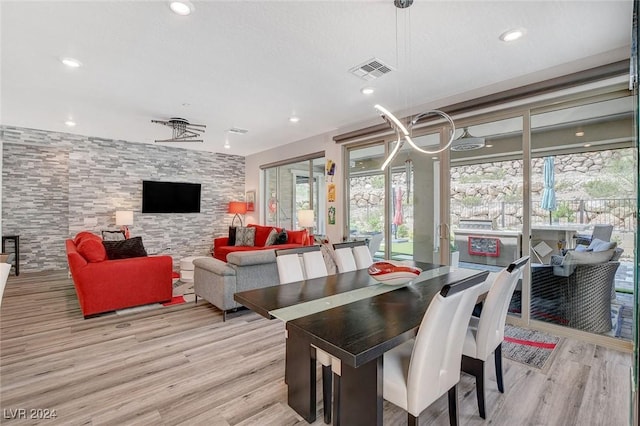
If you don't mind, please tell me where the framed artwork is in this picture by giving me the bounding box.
[246,190,255,212]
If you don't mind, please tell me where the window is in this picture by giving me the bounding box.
[262,154,325,235]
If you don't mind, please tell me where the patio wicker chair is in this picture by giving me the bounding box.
[530,248,622,333]
[574,224,613,246]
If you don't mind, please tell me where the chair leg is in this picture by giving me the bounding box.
[495,343,504,393]
[448,385,459,426]
[462,355,486,419]
[322,365,332,424]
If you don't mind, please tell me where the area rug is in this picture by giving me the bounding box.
[115,280,195,315]
[502,325,560,369]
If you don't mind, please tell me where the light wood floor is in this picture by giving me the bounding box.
[0,271,633,425]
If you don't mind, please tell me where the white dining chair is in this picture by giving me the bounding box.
[332,242,358,273]
[0,263,11,308]
[275,252,305,284]
[277,247,334,424]
[302,249,328,279]
[352,244,373,270]
[461,256,529,419]
[383,275,484,426]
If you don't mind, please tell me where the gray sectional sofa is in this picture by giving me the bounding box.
[193,249,279,321]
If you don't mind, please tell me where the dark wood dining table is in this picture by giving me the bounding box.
[234,262,489,426]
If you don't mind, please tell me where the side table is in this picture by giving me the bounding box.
[180,256,208,283]
[2,235,20,276]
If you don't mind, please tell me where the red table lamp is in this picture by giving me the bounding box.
[228,201,247,228]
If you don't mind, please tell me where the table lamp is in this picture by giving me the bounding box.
[115,210,134,239]
[297,209,315,235]
[228,201,247,228]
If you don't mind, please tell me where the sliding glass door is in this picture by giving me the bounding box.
[448,116,524,316]
[529,93,635,340]
[263,154,326,235]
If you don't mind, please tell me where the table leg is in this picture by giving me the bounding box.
[285,325,316,423]
[14,236,19,276]
[336,357,383,426]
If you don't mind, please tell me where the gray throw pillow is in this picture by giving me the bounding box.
[102,230,125,241]
[235,227,256,247]
[265,228,278,246]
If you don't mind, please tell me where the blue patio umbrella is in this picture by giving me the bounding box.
[541,156,557,225]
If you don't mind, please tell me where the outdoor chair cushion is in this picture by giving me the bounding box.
[553,247,615,277]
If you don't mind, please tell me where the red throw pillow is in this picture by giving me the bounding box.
[287,229,309,245]
[77,238,107,263]
[249,224,275,247]
[74,231,100,246]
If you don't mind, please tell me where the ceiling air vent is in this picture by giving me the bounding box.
[349,58,394,81]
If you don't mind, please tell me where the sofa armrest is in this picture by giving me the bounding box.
[227,249,276,266]
[193,257,235,275]
[214,236,229,247]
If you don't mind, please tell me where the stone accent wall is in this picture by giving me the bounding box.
[1,126,244,272]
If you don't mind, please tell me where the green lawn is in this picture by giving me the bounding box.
[378,241,414,256]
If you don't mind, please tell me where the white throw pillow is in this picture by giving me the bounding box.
[553,248,615,277]
[587,238,616,252]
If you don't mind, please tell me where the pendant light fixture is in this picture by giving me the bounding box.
[376,105,456,170]
[376,0,457,170]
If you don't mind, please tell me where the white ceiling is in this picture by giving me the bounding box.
[0,1,633,157]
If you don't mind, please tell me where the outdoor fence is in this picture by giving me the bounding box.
[451,198,636,232]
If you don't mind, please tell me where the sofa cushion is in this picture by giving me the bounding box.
[287,229,309,245]
[103,236,148,260]
[102,230,126,241]
[214,243,305,262]
[265,228,279,246]
[249,224,275,247]
[553,248,615,277]
[275,229,288,244]
[74,231,101,246]
[77,238,107,263]
[235,227,256,247]
[228,226,237,246]
[564,248,615,265]
[587,238,616,252]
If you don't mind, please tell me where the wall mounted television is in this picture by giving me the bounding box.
[142,180,201,213]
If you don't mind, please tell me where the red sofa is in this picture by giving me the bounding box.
[213,224,313,262]
[65,232,173,318]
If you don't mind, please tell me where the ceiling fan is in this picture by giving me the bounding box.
[151,117,206,143]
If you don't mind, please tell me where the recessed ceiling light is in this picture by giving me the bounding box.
[575,131,585,137]
[361,87,375,95]
[224,139,231,149]
[499,28,525,42]
[64,120,76,127]
[431,156,438,160]
[485,144,493,148]
[60,57,82,68]
[289,116,300,123]
[583,143,592,148]
[169,1,193,16]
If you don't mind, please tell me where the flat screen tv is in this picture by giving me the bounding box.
[142,180,201,213]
